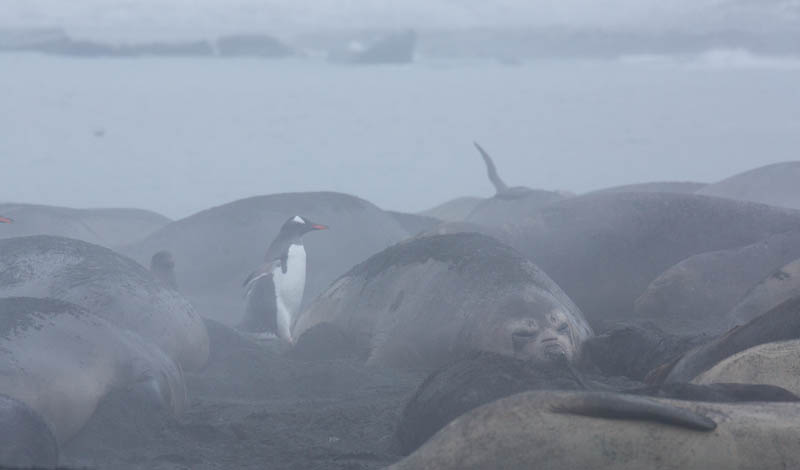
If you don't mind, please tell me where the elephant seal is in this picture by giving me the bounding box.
[0,297,186,445]
[635,231,800,335]
[150,250,178,290]
[0,393,59,469]
[389,390,800,470]
[590,181,708,195]
[693,339,800,397]
[653,295,800,384]
[397,350,795,455]
[464,142,571,226]
[417,196,483,222]
[471,191,800,332]
[0,235,209,372]
[121,192,412,325]
[292,232,593,369]
[697,161,800,210]
[0,202,170,247]
[726,256,800,327]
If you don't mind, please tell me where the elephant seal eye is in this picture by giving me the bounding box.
[557,323,569,333]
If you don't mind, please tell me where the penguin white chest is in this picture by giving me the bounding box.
[272,244,307,337]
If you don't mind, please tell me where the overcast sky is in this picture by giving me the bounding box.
[2,0,799,39]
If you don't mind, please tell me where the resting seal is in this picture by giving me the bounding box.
[0,235,209,371]
[390,390,800,470]
[292,233,592,369]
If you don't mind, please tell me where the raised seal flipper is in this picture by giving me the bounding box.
[550,392,716,431]
[473,142,509,194]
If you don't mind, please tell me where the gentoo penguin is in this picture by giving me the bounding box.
[239,215,328,341]
[151,250,178,290]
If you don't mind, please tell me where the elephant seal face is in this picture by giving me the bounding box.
[473,287,588,364]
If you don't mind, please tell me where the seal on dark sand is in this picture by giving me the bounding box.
[121,192,413,325]
[0,297,186,447]
[292,232,593,369]
[150,250,178,290]
[0,235,209,372]
[464,142,570,226]
[396,350,796,455]
[239,215,328,341]
[389,390,800,470]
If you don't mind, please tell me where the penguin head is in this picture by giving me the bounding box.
[279,215,328,239]
[0,216,12,223]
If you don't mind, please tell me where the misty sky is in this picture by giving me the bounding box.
[2,0,799,39]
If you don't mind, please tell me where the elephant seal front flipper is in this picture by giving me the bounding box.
[550,392,716,431]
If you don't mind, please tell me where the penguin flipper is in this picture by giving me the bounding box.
[239,273,278,334]
[243,259,280,289]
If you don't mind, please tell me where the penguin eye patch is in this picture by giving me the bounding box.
[292,216,305,224]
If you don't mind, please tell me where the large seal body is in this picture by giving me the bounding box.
[697,161,800,210]
[655,295,800,384]
[293,233,592,369]
[0,235,209,371]
[0,297,186,445]
[390,390,800,470]
[0,202,170,248]
[441,192,800,332]
[726,256,800,327]
[693,339,800,397]
[635,231,800,335]
[122,192,412,325]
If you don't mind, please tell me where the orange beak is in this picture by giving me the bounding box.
[0,216,12,224]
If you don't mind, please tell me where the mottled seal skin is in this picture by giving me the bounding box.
[0,393,59,469]
[697,161,800,210]
[693,339,800,397]
[450,191,800,332]
[121,192,413,325]
[0,202,170,248]
[396,351,795,455]
[293,233,592,370]
[653,295,800,385]
[635,231,800,335]
[0,235,209,372]
[0,297,186,445]
[389,390,800,470]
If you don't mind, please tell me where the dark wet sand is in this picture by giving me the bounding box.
[61,320,426,470]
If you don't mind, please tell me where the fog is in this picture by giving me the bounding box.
[3,2,800,470]
[3,0,800,38]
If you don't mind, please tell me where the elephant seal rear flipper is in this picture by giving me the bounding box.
[550,392,717,431]
[473,141,509,194]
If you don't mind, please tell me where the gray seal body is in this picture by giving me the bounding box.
[293,233,592,369]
